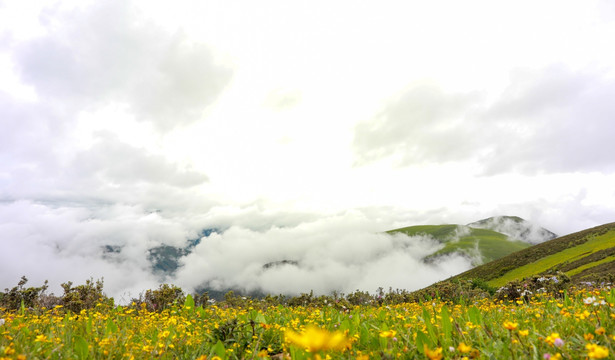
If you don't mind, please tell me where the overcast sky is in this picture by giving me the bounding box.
[1,0,615,299]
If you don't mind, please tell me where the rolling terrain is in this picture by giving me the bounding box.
[387,216,556,265]
[448,221,615,286]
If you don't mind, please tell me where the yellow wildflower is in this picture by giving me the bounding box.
[545,333,562,346]
[503,321,518,330]
[457,342,472,353]
[584,333,595,341]
[379,330,396,338]
[34,334,47,343]
[518,330,529,336]
[595,327,606,335]
[285,326,350,352]
[424,344,443,360]
[586,343,609,359]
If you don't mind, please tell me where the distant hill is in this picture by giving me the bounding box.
[147,228,218,276]
[449,221,615,286]
[386,216,556,265]
[468,216,557,244]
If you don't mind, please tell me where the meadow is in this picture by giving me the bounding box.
[1,285,613,359]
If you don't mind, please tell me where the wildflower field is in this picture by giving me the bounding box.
[1,286,614,359]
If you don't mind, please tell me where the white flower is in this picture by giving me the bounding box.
[0,318,5,326]
[584,296,596,305]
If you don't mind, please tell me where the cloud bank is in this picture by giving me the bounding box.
[175,212,472,296]
[13,0,233,131]
[354,66,615,175]
[0,201,474,300]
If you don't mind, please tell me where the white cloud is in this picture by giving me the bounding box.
[14,0,233,131]
[174,212,471,296]
[72,133,208,188]
[353,66,615,175]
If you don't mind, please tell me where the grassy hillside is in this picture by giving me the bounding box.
[468,215,557,244]
[387,224,530,264]
[451,221,615,286]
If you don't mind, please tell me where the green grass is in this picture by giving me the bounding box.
[387,224,459,239]
[3,287,615,359]
[388,225,530,264]
[487,229,615,287]
[566,254,615,276]
[450,222,615,284]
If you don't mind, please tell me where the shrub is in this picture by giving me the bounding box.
[0,276,50,310]
[61,278,111,312]
[495,272,570,302]
[142,284,185,311]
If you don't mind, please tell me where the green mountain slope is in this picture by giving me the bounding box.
[468,216,557,244]
[387,221,533,265]
[451,222,615,286]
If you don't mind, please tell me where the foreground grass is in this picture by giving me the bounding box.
[1,287,614,359]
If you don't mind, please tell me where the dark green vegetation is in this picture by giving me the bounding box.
[435,221,615,288]
[386,215,554,264]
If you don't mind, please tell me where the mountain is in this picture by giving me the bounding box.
[386,216,556,265]
[147,228,218,276]
[467,216,557,244]
[450,221,615,286]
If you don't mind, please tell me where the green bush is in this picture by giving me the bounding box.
[61,278,111,312]
[0,276,51,310]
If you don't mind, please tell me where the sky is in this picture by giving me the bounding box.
[1,0,615,300]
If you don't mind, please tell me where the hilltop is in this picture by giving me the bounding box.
[468,216,557,244]
[386,216,556,265]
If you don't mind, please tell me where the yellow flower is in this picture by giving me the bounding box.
[585,333,595,341]
[424,344,443,360]
[545,333,560,346]
[518,330,529,336]
[379,330,396,338]
[595,327,606,335]
[285,326,350,352]
[34,334,47,343]
[503,321,518,330]
[586,343,609,359]
[457,342,472,353]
